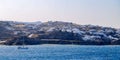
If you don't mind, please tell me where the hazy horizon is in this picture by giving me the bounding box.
[0,0,120,28]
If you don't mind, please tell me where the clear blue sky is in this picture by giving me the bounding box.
[0,0,120,28]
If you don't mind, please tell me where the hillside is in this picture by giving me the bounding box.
[0,21,120,45]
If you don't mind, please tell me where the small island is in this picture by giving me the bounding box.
[0,21,120,45]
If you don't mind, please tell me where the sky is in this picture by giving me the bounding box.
[0,0,120,28]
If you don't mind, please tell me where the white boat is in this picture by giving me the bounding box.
[18,36,28,50]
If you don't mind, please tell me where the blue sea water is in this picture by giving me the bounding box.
[0,45,120,60]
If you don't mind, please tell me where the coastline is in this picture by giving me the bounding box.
[0,44,120,46]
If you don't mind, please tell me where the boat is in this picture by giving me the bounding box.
[18,36,28,50]
[18,46,28,49]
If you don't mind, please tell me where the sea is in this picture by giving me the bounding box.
[0,45,119,60]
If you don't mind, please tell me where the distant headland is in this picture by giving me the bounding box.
[0,21,120,45]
